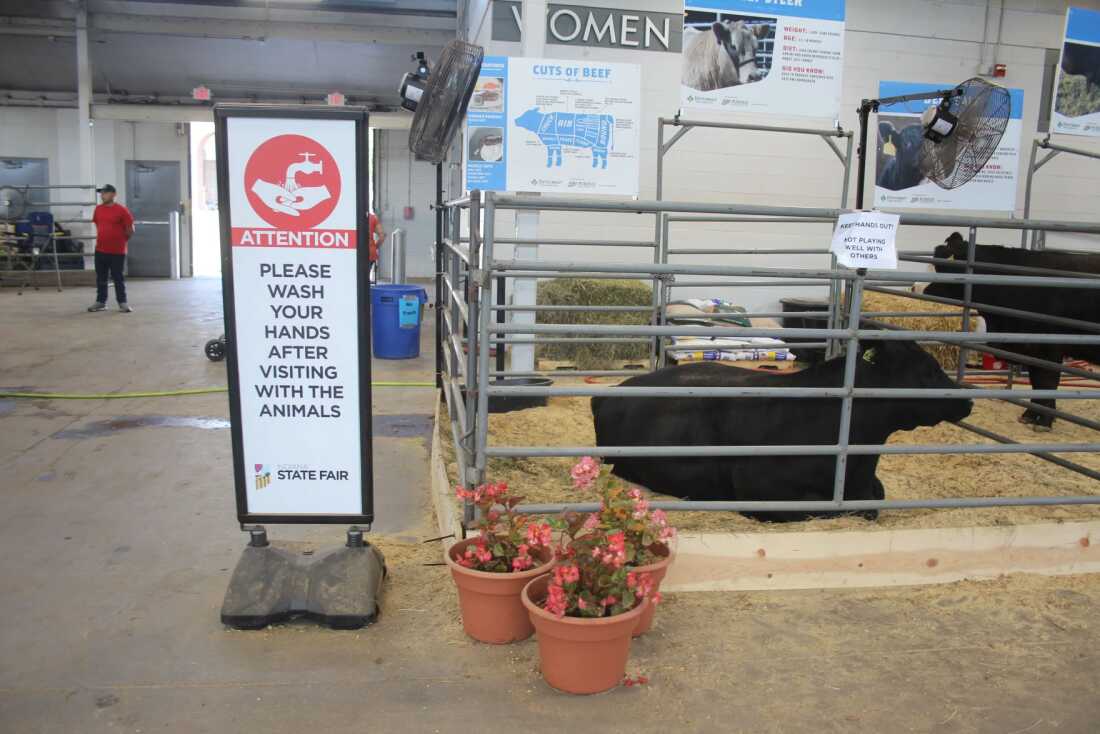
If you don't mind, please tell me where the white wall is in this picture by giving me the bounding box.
[0,107,191,275]
[375,129,439,279]
[465,0,1100,311]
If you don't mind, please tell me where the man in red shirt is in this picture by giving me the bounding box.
[88,184,135,313]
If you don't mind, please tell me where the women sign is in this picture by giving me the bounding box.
[216,106,373,524]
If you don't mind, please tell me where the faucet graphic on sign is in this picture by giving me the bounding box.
[251,152,332,217]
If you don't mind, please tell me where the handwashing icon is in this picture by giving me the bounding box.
[251,153,332,217]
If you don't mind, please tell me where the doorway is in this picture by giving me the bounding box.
[189,121,220,277]
[125,160,181,277]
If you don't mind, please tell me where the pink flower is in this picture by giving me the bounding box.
[577,597,588,610]
[628,487,643,500]
[570,456,601,490]
[651,509,668,527]
[632,497,650,520]
[486,509,501,522]
[651,592,662,605]
[545,581,568,617]
[659,525,676,542]
[525,522,553,548]
[601,595,617,607]
[512,555,533,571]
[582,513,600,531]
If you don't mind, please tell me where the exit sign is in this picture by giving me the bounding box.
[192,85,212,101]
[327,92,346,106]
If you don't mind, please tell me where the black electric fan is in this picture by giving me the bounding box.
[855,77,1012,207]
[401,41,484,163]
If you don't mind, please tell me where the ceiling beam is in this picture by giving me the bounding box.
[90,103,412,129]
[87,11,455,45]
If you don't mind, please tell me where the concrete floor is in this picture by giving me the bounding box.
[2,278,1100,733]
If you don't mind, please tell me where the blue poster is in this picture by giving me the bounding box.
[1052,7,1100,137]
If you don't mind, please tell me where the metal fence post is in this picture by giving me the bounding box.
[475,193,496,485]
[956,226,978,382]
[831,271,865,504]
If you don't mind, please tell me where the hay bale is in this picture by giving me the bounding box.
[535,278,652,369]
[860,290,966,370]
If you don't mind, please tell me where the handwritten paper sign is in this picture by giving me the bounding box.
[830,211,900,269]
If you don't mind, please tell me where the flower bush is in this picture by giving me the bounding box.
[540,457,677,619]
[454,482,554,573]
[567,456,675,566]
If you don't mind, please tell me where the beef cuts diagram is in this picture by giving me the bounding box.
[465,56,640,196]
[513,109,615,169]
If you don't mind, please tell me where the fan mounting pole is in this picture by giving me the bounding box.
[853,88,959,209]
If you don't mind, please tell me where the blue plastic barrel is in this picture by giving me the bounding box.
[371,284,429,359]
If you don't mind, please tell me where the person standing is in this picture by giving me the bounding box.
[88,184,135,313]
[368,211,385,284]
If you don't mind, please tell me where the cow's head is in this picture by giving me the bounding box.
[854,338,973,430]
[924,232,968,301]
[514,107,542,133]
[882,122,925,171]
[711,20,767,85]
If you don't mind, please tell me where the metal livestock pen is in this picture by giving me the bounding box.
[439,191,1100,525]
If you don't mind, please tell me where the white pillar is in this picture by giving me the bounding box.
[75,1,94,204]
[511,0,546,373]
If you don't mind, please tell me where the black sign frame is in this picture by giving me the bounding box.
[214,104,374,525]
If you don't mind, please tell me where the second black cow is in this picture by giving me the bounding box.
[591,340,972,522]
[925,232,1100,429]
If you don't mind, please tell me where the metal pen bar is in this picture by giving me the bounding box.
[492,304,653,313]
[957,227,977,382]
[668,248,830,255]
[864,285,1100,335]
[492,258,1100,288]
[486,442,1100,458]
[901,254,1100,280]
[512,495,1100,514]
[488,237,656,248]
[667,216,837,224]
[660,116,850,138]
[486,385,1100,399]
[955,420,1100,482]
[489,322,1100,345]
[490,370,647,378]
[487,194,1100,234]
[474,192,494,484]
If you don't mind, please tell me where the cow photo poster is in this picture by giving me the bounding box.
[220,110,370,520]
[1052,6,1100,137]
[680,0,845,119]
[465,55,641,196]
[873,81,1024,211]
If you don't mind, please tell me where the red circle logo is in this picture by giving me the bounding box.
[244,134,341,230]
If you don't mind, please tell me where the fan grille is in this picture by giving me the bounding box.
[0,186,28,221]
[919,78,1011,190]
[409,41,484,164]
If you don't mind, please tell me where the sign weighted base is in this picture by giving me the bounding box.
[220,528,386,630]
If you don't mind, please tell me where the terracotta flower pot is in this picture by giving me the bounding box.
[522,573,646,695]
[631,542,673,637]
[446,538,555,644]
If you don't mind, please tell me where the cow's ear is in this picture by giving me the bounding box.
[862,347,877,364]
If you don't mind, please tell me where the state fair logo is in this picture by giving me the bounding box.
[254,463,272,490]
[244,134,341,230]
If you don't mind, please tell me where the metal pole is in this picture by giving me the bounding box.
[475,193,496,484]
[854,101,872,210]
[956,226,977,382]
[495,275,506,375]
[389,228,406,284]
[435,162,444,390]
[1021,138,1039,248]
[831,271,864,504]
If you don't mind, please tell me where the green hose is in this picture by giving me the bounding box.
[0,381,436,400]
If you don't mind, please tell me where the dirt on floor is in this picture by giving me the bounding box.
[440,380,1100,533]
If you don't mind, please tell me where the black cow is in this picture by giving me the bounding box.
[591,340,972,522]
[925,232,1100,429]
[1062,42,1100,90]
[877,121,927,191]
